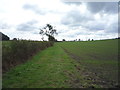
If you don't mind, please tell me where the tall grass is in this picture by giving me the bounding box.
[2,40,54,73]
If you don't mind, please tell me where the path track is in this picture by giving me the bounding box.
[3,43,83,88]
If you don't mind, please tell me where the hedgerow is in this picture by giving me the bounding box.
[2,40,54,73]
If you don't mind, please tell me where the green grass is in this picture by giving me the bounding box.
[3,39,119,88]
[58,39,119,88]
[59,39,118,60]
[3,43,82,88]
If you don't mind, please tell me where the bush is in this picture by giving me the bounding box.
[2,40,54,73]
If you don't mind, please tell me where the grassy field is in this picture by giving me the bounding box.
[2,39,119,88]
[59,39,119,88]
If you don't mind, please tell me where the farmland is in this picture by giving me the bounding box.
[2,39,119,88]
[59,39,119,88]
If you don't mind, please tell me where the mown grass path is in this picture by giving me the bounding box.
[3,43,82,88]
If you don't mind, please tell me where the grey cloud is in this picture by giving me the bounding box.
[33,32,39,34]
[57,31,63,34]
[83,19,118,33]
[23,4,46,15]
[87,2,118,14]
[61,4,118,35]
[17,20,38,31]
[64,2,81,5]
[105,21,118,33]
[118,23,120,33]
[75,31,90,35]
[61,9,94,26]
[67,34,76,38]
[0,23,10,29]
[83,21,105,31]
[60,33,77,38]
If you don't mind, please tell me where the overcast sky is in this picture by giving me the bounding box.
[0,0,118,41]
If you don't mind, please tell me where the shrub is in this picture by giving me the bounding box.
[2,40,54,73]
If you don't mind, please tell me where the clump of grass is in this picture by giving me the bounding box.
[2,40,54,73]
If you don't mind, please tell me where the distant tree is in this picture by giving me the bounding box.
[39,24,58,41]
[0,32,10,41]
[79,39,81,41]
[55,39,57,42]
[88,39,90,41]
[62,39,66,41]
[13,38,17,41]
[92,39,94,41]
[48,35,55,41]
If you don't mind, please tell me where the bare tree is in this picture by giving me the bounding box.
[39,24,58,41]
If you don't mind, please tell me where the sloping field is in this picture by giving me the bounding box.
[58,39,119,88]
[2,39,119,88]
